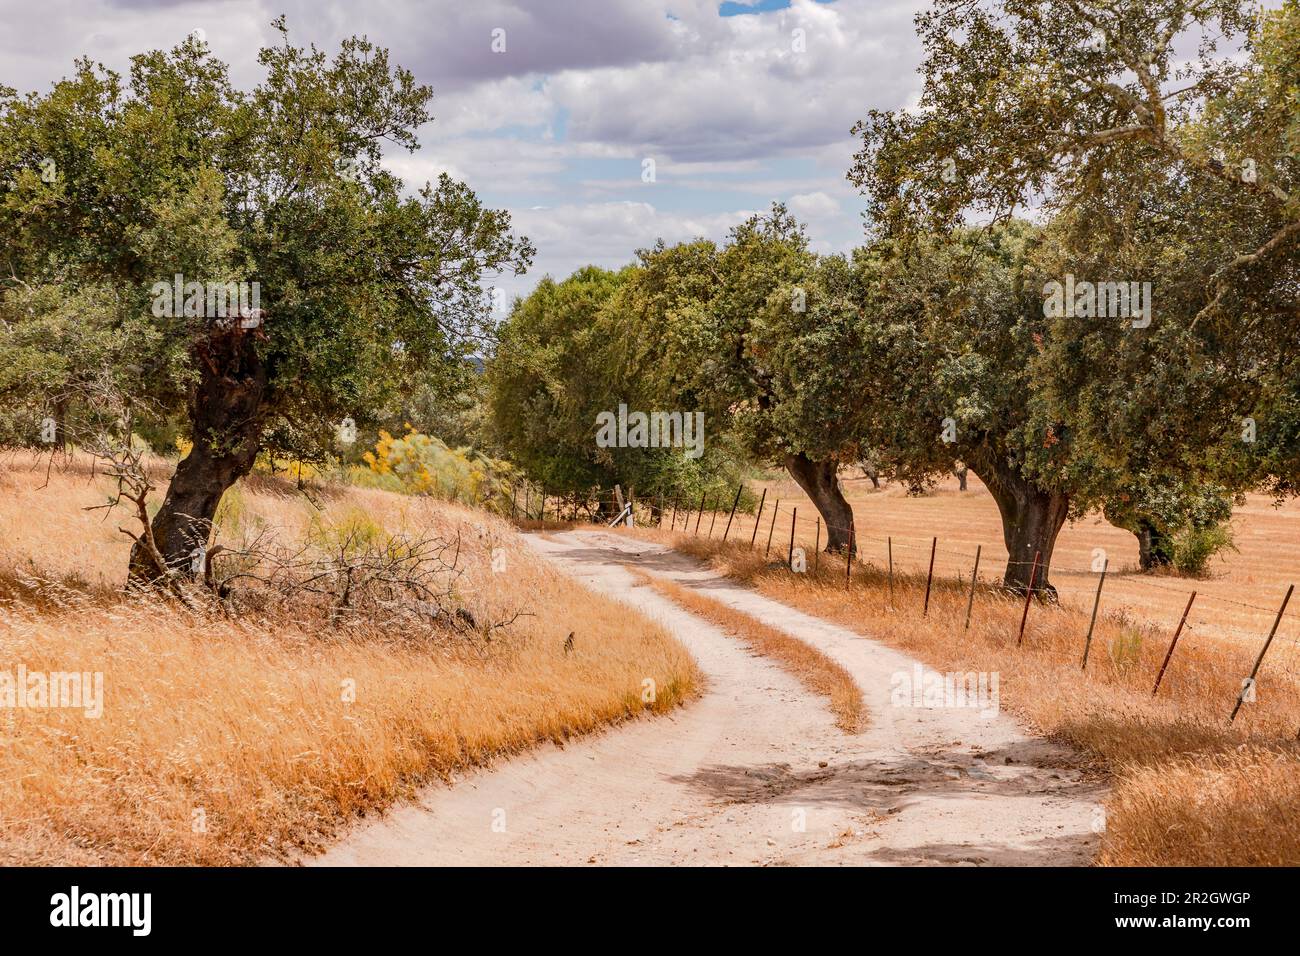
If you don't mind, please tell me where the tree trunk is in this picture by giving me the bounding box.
[952,464,968,491]
[129,327,267,583]
[784,452,854,555]
[968,451,1068,597]
[1135,516,1174,571]
[52,395,70,448]
[862,462,881,489]
[1102,503,1175,572]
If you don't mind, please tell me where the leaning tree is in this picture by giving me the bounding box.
[850,222,1101,595]
[620,206,864,552]
[0,22,532,582]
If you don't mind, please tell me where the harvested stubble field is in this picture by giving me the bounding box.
[622,473,1300,866]
[0,452,699,865]
[747,471,1300,658]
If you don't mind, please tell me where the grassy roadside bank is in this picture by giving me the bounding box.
[0,454,699,865]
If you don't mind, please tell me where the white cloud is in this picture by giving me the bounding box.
[431,77,555,137]
[0,0,269,93]
[491,200,756,301]
[544,0,925,162]
[273,0,683,90]
[3,0,922,296]
[787,190,841,220]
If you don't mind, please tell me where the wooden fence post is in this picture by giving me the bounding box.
[765,501,780,556]
[1080,558,1108,670]
[887,536,894,608]
[814,518,821,573]
[707,496,720,538]
[845,528,855,589]
[750,488,767,548]
[1230,584,1294,723]
[1016,551,1041,647]
[694,492,706,535]
[922,536,937,616]
[788,508,797,569]
[1152,591,1196,696]
[671,495,680,530]
[722,485,742,541]
[963,545,982,632]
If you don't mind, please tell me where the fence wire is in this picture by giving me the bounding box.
[528,483,1299,692]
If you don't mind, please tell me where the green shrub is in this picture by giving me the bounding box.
[1172,522,1237,576]
[343,465,405,494]
[307,507,387,555]
[215,484,247,534]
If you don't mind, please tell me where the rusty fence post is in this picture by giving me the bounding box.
[765,501,780,557]
[922,536,937,616]
[845,528,855,589]
[887,537,894,607]
[749,489,767,549]
[1230,584,1294,723]
[1081,559,1108,670]
[1152,591,1197,696]
[788,508,797,570]
[1016,551,1041,647]
[963,545,982,632]
[722,485,743,541]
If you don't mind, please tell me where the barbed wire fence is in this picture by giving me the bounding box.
[506,476,1300,727]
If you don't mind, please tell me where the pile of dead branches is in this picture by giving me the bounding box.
[205,525,516,640]
[32,372,527,643]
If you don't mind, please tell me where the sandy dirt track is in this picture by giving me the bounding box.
[309,530,1106,866]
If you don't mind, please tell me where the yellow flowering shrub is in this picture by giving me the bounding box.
[363,426,513,511]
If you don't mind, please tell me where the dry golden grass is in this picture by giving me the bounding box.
[622,523,1300,866]
[734,470,1300,648]
[0,452,699,865]
[625,566,866,733]
[1098,745,1300,866]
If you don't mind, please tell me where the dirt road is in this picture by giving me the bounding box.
[310,530,1106,866]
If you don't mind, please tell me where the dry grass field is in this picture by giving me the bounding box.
[0,452,699,865]
[623,472,1300,866]
[697,471,1300,675]
[8,443,1295,866]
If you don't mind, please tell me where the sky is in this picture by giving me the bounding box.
[0,0,931,303]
